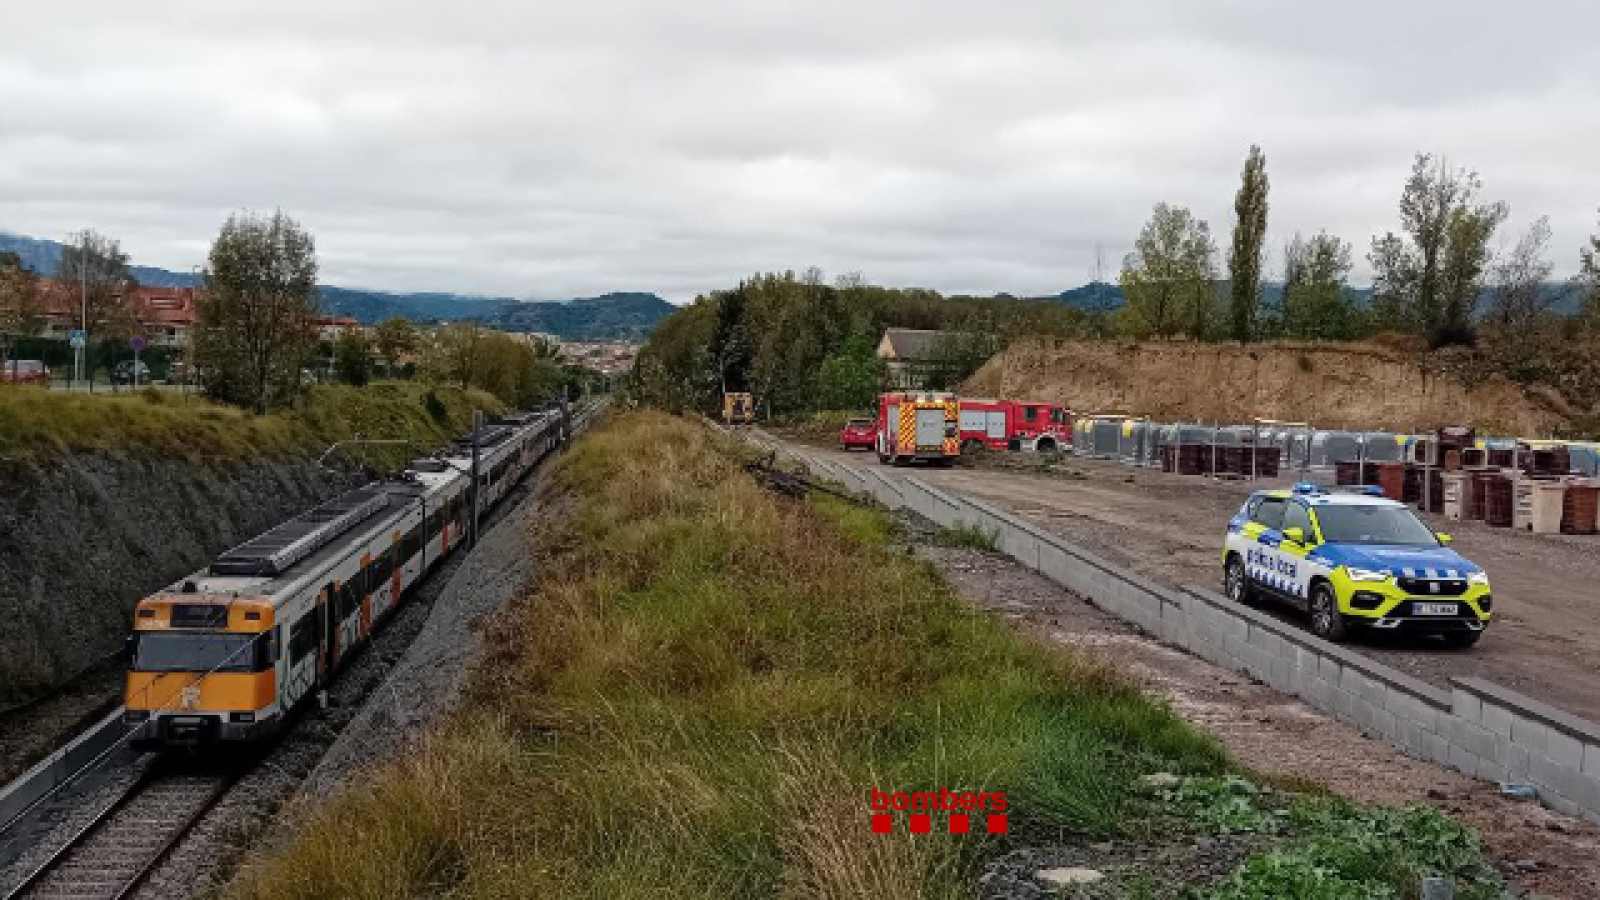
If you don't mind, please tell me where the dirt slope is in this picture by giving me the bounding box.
[965,338,1575,435]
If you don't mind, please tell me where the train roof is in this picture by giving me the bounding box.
[159,410,558,603]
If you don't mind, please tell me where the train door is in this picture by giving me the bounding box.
[284,600,320,709]
[319,580,341,680]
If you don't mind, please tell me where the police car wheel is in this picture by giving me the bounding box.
[1224,555,1254,604]
[1309,583,1349,643]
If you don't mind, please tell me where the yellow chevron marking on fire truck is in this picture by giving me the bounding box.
[898,403,916,452]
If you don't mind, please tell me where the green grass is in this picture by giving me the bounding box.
[0,381,505,471]
[934,523,1000,552]
[228,411,1227,900]
[1164,778,1507,900]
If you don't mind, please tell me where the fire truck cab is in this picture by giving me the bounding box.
[958,399,1072,452]
[875,391,960,466]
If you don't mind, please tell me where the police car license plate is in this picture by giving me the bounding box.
[1414,603,1458,616]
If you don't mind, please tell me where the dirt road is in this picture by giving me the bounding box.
[800,440,1600,724]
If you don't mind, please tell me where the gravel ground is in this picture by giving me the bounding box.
[904,520,1600,898]
[299,477,557,797]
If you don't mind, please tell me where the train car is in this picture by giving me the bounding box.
[123,410,564,748]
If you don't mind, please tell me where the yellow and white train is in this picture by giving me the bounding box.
[123,409,566,748]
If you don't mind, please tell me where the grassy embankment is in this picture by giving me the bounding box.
[0,381,506,472]
[227,412,1505,900]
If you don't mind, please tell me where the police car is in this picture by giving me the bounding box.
[1222,484,1491,646]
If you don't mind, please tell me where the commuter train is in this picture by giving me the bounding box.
[123,408,568,748]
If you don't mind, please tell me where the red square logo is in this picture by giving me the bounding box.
[909,814,931,834]
[871,814,892,834]
[948,814,970,834]
[987,814,1008,834]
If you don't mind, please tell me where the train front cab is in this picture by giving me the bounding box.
[124,596,282,748]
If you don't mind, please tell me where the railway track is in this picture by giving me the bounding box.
[3,765,234,900]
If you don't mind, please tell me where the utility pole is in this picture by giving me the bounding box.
[75,236,87,390]
[560,385,571,447]
[469,409,482,549]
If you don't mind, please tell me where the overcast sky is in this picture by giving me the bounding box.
[2,2,1598,302]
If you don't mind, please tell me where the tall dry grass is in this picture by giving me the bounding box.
[229,411,1227,900]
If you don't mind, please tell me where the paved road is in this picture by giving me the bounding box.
[799,440,1600,724]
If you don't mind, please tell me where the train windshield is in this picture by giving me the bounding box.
[132,632,268,672]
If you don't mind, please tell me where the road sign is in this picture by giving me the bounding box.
[68,330,87,349]
[129,336,146,352]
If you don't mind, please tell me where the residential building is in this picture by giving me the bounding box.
[32,281,198,348]
[876,327,958,388]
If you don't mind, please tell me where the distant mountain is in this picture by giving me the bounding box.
[1055,281,1124,311]
[0,232,199,288]
[482,292,675,341]
[316,286,512,324]
[0,231,671,340]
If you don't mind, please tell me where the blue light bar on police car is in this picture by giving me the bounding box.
[1292,483,1319,494]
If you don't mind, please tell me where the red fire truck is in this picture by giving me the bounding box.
[957,398,1072,452]
[875,391,960,466]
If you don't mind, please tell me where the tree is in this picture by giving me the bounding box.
[196,211,320,412]
[0,252,44,379]
[373,317,420,376]
[1281,233,1358,340]
[1118,204,1216,339]
[427,322,483,389]
[334,327,373,386]
[1576,212,1600,331]
[59,230,138,380]
[1368,154,1504,346]
[815,335,888,410]
[1227,145,1269,342]
[1484,217,1562,381]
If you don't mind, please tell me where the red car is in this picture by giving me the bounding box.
[839,417,877,451]
[0,360,50,385]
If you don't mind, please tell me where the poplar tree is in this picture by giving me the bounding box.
[1227,145,1269,342]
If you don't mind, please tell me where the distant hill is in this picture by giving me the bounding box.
[481,292,675,341]
[0,232,199,288]
[315,286,512,324]
[1054,281,1124,311]
[0,231,672,340]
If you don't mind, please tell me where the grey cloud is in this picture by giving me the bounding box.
[2,1,1599,302]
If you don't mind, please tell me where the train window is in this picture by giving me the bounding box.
[170,604,228,628]
[425,510,442,537]
[289,616,317,664]
[402,527,422,560]
[337,581,361,619]
[372,548,394,584]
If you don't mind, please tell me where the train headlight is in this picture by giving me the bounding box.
[1468,571,1490,587]
[125,710,149,723]
[230,711,256,723]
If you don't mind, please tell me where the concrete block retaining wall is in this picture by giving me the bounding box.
[782,447,1600,824]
